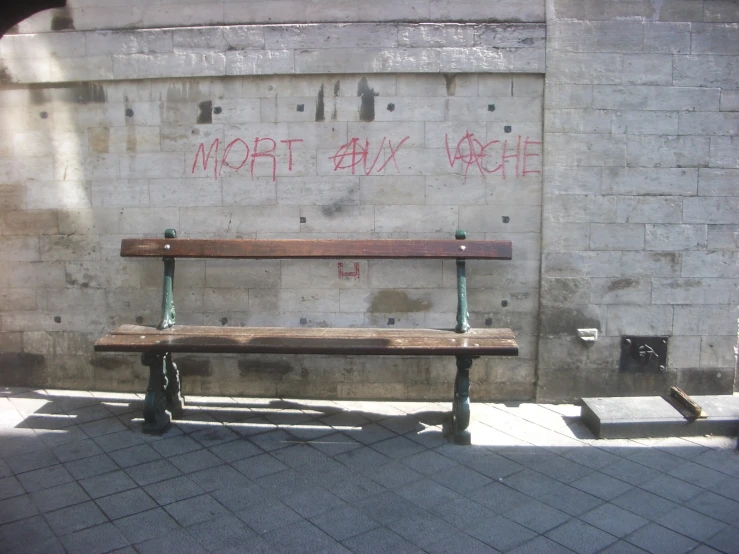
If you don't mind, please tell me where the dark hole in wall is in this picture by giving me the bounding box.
[357,77,375,122]
[0,65,13,84]
[50,7,74,31]
[443,74,456,96]
[197,100,213,124]
[315,83,325,121]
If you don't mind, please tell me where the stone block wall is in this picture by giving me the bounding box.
[0,0,736,401]
[538,0,738,401]
[0,3,546,399]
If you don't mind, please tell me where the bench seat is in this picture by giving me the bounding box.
[95,324,519,356]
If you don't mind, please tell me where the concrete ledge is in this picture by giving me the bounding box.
[0,23,546,84]
[581,395,739,439]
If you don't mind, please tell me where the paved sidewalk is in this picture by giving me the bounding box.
[0,388,737,554]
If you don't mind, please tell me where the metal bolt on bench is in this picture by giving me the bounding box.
[95,230,518,442]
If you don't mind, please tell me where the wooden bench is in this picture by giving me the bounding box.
[94,229,518,444]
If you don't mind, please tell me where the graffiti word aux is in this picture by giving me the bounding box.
[330,136,410,175]
[445,132,541,180]
[192,137,303,180]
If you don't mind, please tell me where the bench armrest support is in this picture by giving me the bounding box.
[455,230,470,333]
[158,228,177,330]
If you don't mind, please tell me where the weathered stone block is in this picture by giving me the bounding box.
[86,30,173,56]
[681,251,737,278]
[545,134,626,167]
[91,179,150,208]
[590,224,645,250]
[679,112,739,136]
[542,252,622,278]
[541,277,592,305]
[544,85,592,109]
[707,225,739,251]
[119,207,179,235]
[1,210,58,236]
[606,305,673,336]
[543,195,617,223]
[720,90,739,112]
[709,137,739,168]
[547,53,623,85]
[590,277,651,304]
[645,224,707,251]
[601,168,697,196]
[620,251,682,277]
[460,205,540,233]
[149,178,223,208]
[429,0,545,22]
[644,22,691,54]
[691,23,739,55]
[674,305,738,335]
[549,21,644,53]
[626,136,710,168]
[540,305,604,336]
[699,336,738,368]
[474,23,546,49]
[39,235,98,262]
[398,23,473,48]
[205,259,280,289]
[369,260,443,288]
[593,86,721,111]
[617,197,682,224]
[673,55,739,88]
[683,197,739,224]
[611,111,678,135]
[545,109,611,134]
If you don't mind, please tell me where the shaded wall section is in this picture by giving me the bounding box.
[538,0,738,401]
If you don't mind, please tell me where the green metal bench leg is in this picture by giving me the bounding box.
[453,356,473,445]
[142,352,171,434]
[165,352,184,419]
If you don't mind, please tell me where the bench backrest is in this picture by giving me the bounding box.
[121,238,512,260]
[122,229,512,332]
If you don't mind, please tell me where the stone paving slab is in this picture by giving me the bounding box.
[0,386,737,554]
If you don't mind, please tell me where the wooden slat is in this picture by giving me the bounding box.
[95,325,518,357]
[120,239,512,260]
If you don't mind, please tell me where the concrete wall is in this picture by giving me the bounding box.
[538,0,739,401]
[0,0,736,401]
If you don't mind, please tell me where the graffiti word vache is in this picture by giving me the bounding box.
[445,132,541,181]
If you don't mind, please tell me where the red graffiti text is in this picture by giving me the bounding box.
[338,262,360,280]
[444,132,541,180]
[192,137,303,181]
[329,136,410,175]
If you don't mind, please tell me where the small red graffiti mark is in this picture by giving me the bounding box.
[338,262,360,280]
[444,132,541,180]
[192,137,304,180]
[329,136,410,175]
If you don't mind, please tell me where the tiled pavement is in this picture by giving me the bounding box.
[1,388,737,554]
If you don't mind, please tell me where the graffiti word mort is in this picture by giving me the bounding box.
[445,132,541,181]
[192,137,303,181]
[329,136,410,175]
